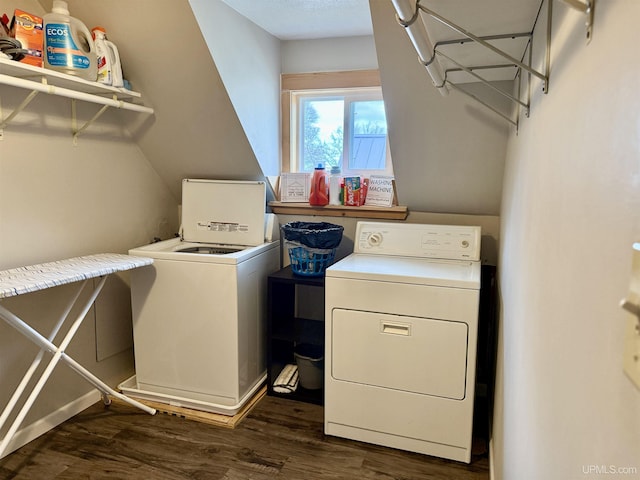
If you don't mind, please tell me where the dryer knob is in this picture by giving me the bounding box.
[368,232,384,247]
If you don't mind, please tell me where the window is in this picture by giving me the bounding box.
[282,71,393,177]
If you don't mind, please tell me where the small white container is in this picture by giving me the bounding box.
[329,165,342,206]
[294,345,324,390]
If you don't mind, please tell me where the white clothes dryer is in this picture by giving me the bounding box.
[324,221,481,463]
[123,179,280,415]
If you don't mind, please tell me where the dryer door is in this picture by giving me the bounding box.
[331,309,469,400]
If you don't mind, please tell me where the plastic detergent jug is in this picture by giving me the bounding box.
[44,0,96,81]
[91,26,123,87]
[309,163,329,206]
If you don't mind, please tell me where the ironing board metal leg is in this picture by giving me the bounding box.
[0,277,107,457]
[62,354,155,414]
[0,280,88,433]
[0,274,155,459]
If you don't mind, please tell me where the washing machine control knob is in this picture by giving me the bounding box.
[368,232,384,247]
[461,240,470,248]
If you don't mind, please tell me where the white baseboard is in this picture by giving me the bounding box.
[1,390,100,459]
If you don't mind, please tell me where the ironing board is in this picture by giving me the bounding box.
[0,253,157,458]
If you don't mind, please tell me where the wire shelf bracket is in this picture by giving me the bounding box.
[392,0,558,129]
[560,0,595,43]
[0,57,153,142]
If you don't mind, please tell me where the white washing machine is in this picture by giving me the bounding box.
[122,179,280,415]
[324,221,481,463]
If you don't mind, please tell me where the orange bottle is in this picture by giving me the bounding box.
[309,163,329,206]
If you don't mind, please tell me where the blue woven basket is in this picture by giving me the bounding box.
[288,246,336,277]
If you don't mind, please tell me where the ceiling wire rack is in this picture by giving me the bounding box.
[392,0,596,129]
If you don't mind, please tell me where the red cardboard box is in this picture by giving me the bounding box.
[344,177,361,206]
[11,10,43,67]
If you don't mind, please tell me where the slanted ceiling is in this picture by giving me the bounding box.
[221,0,374,40]
[371,0,517,214]
[35,0,541,214]
[37,0,269,202]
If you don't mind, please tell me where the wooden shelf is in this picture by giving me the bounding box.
[268,201,408,220]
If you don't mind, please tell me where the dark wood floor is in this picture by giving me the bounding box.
[0,395,489,479]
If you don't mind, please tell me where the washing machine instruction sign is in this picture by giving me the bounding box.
[197,221,249,233]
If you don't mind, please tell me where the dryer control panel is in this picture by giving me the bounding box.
[354,222,481,261]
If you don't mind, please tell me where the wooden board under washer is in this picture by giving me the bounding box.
[113,386,266,429]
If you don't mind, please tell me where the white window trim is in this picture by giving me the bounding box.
[290,87,393,177]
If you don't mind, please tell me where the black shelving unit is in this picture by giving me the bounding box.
[266,266,325,405]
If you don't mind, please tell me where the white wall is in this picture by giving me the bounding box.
[281,35,379,73]
[282,4,509,217]
[495,1,640,478]
[46,0,270,200]
[0,93,177,454]
[370,0,509,216]
[0,0,177,456]
[189,0,281,177]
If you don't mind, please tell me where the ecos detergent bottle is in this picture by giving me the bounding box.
[44,0,97,81]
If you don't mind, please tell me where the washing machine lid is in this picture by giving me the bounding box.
[129,237,278,264]
[326,254,481,289]
[181,179,266,246]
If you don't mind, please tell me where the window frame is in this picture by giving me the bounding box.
[281,70,389,176]
[292,88,392,177]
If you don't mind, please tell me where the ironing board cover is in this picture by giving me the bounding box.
[0,253,153,299]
